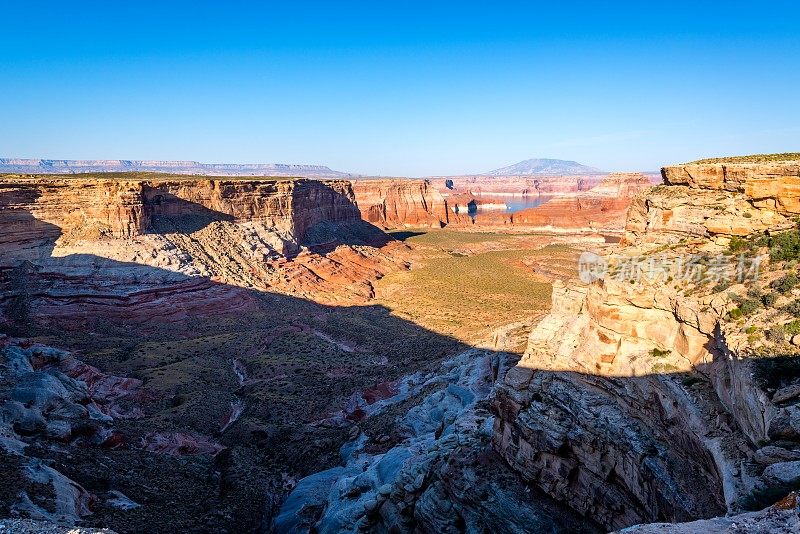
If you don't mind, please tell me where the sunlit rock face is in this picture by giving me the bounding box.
[625,162,800,245]
[0,176,409,329]
[351,179,451,228]
[509,173,656,233]
[492,161,800,532]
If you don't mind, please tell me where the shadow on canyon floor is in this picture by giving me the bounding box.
[0,195,487,531]
[2,191,800,533]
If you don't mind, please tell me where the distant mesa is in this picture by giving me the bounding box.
[483,158,605,176]
[0,158,352,178]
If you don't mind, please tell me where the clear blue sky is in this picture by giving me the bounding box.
[2,1,799,176]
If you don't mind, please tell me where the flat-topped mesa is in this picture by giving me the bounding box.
[625,162,800,245]
[0,176,361,254]
[351,179,450,228]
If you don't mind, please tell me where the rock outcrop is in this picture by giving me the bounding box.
[491,160,800,531]
[0,176,363,251]
[351,179,450,228]
[616,492,800,533]
[274,348,598,533]
[624,161,800,244]
[510,173,655,233]
[662,162,800,215]
[0,175,409,329]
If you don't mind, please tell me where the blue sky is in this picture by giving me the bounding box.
[2,1,799,176]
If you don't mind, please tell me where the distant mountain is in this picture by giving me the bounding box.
[483,158,605,176]
[0,158,353,178]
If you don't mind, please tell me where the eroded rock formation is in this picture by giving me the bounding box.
[351,179,450,228]
[0,175,410,328]
[509,173,656,233]
[492,160,800,531]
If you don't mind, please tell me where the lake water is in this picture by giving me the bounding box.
[470,193,552,213]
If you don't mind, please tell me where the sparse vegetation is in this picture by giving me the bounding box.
[772,273,799,294]
[765,228,800,262]
[784,299,800,318]
[650,347,671,358]
[690,153,800,164]
[727,236,750,253]
[785,320,800,336]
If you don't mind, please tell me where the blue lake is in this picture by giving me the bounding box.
[472,193,553,213]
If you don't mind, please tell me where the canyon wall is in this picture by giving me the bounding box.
[429,175,607,195]
[350,174,655,232]
[508,173,654,232]
[0,177,361,250]
[492,161,800,531]
[351,179,450,228]
[0,175,408,329]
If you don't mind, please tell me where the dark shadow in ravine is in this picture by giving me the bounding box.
[1,185,799,533]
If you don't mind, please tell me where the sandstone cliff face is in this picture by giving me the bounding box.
[0,177,361,250]
[492,161,800,531]
[0,175,408,329]
[511,173,654,233]
[351,179,450,228]
[431,175,606,196]
[663,162,800,215]
[623,162,800,244]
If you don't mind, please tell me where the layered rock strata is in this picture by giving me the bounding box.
[492,161,800,531]
[0,175,408,328]
[351,179,450,228]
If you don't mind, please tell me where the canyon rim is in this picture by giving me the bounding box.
[3,2,800,532]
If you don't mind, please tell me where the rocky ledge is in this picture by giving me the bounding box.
[492,160,800,531]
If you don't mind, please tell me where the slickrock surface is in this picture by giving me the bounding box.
[274,347,598,533]
[615,492,800,533]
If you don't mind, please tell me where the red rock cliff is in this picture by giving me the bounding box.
[351,179,450,228]
[0,177,361,254]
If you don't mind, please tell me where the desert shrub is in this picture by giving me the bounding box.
[785,299,800,318]
[712,280,731,293]
[729,293,760,317]
[761,292,777,307]
[739,299,761,316]
[765,325,787,342]
[649,347,671,358]
[745,325,759,334]
[728,308,744,320]
[768,229,800,261]
[651,362,679,373]
[728,236,750,253]
[772,273,799,294]
[743,212,753,218]
[786,320,800,336]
